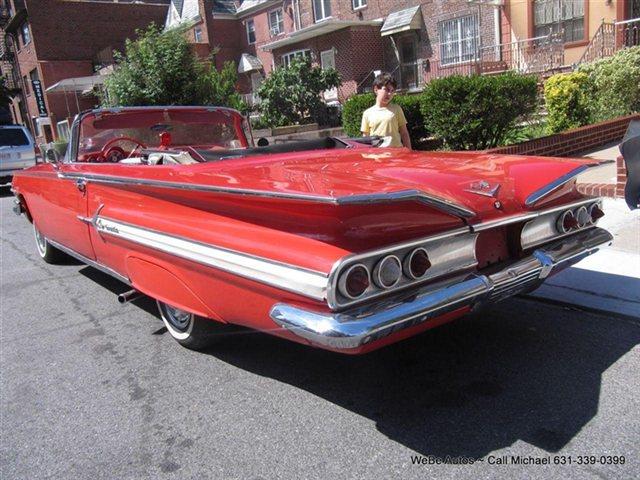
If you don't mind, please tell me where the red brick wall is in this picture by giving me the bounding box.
[25,0,168,60]
[486,114,640,157]
[271,25,384,101]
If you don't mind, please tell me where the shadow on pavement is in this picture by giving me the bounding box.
[78,264,640,459]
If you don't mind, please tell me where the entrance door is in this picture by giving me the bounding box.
[399,35,418,90]
[250,72,263,106]
[320,49,338,100]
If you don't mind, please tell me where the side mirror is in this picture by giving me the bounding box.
[257,137,269,147]
[45,148,61,164]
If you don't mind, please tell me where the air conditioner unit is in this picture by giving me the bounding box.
[270,27,280,36]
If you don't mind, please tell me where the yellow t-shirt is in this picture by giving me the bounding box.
[360,103,407,147]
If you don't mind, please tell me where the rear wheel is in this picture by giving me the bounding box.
[156,301,232,350]
[33,223,65,264]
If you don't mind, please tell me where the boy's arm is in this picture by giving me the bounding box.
[396,107,411,149]
[400,124,412,149]
[360,111,370,136]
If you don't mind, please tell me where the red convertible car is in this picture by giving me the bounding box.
[11,106,613,354]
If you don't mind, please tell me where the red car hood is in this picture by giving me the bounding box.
[187,147,602,220]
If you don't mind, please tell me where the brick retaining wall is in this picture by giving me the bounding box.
[486,114,640,157]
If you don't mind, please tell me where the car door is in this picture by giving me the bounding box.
[23,156,96,261]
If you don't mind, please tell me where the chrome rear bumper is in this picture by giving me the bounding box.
[270,227,613,350]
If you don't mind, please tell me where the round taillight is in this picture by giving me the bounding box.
[557,210,578,233]
[338,264,370,299]
[575,206,590,228]
[589,202,604,223]
[404,248,431,279]
[373,255,402,289]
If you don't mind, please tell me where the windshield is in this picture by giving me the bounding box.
[77,108,250,162]
[0,128,29,146]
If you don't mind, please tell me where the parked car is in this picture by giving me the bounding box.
[11,106,614,354]
[1,125,37,185]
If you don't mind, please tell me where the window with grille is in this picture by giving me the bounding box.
[534,0,585,43]
[269,9,284,35]
[246,19,256,44]
[313,0,331,22]
[438,15,479,66]
[282,49,311,67]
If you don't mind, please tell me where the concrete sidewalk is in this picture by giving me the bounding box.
[529,198,640,318]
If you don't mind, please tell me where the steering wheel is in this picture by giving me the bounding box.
[100,137,147,162]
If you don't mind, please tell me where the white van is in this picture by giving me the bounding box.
[0,125,37,184]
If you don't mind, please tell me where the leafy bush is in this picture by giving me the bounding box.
[578,46,640,122]
[420,72,538,150]
[392,93,429,144]
[257,57,340,127]
[102,23,245,110]
[544,71,592,133]
[341,93,374,137]
[341,93,428,144]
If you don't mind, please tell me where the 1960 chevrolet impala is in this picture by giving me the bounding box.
[11,106,614,354]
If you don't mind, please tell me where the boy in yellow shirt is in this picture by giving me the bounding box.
[360,72,412,148]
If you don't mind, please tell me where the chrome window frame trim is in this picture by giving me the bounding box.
[93,216,329,302]
[57,172,475,219]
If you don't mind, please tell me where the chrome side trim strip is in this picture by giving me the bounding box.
[334,190,475,218]
[46,238,131,285]
[93,216,329,302]
[271,227,613,350]
[525,162,613,206]
[471,197,601,231]
[57,172,475,219]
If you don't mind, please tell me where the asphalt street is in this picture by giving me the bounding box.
[1,190,639,480]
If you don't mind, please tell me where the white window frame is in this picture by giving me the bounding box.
[246,19,256,44]
[438,14,480,66]
[20,22,30,46]
[352,0,367,10]
[281,49,311,67]
[313,0,331,23]
[268,8,284,36]
[194,27,203,43]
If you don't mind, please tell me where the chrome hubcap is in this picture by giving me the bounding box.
[162,304,192,332]
[34,226,47,256]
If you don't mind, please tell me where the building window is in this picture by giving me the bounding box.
[20,22,30,47]
[313,0,331,22]
[352,0,367,9]
[534,0,585,43]
[282,49,311,67]
[29,68,39,84]
[246,19,256,44]
[22,75,30,95]
[438,14,479,65]
[269,9,284,35]
[194,27,203,42]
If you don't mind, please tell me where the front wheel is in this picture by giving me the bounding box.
[33,223,65,264]
[156,301,233,350]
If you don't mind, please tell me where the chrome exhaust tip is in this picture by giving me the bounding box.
[118,289,142,304]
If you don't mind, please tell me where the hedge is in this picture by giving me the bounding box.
[420,72,538,150]
[341,92,427,144]
[544,71,592,134]
[578,46,640,122]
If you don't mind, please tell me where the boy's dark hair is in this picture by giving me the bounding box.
[372,72,397,90]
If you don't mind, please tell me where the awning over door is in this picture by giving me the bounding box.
[238,53,263,73]
[380,6,422,36]
[45,75,106,94]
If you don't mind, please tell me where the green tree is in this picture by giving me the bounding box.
[102,23,245,110]
[257,56,340,127]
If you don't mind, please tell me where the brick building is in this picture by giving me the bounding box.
[166,0,507,104]
[0,0,169,145]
